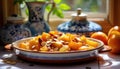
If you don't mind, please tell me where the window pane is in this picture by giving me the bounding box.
[62,0,107,13]
[20,0,108,18]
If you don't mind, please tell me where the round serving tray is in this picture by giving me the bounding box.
[11,37,104,63]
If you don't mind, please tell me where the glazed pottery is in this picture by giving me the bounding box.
[57,8,102,36]
[24,2,53,36]
[0,16,31,44]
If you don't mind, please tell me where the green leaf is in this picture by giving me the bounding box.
[25,8,29,16]
[52,7,57,15]
[46,5,51,12]
[55,9,64,18]
[59,3,70,10]
[54,0,61,4]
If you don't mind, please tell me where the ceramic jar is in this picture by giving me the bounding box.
[23,1,54,36]
[57,8,102,36]
[0,16,31,44]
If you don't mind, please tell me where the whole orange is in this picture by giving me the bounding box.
[108,33,120,54]
[108,26,120,38]
[90,32,108,45]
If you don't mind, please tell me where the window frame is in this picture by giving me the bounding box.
[48,0,109,23]
[1,0,120,26]
[108,0,120,26]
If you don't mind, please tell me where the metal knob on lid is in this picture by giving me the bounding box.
[77,8,82,15]
[71,8,87,21]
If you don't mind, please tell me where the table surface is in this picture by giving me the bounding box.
[0,47,120,69]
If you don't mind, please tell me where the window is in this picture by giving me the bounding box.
[1,0,119,34]
[20,0,108,20]
[61,0,107,12]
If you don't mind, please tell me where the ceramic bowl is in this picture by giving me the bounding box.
[12,37,104,63]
